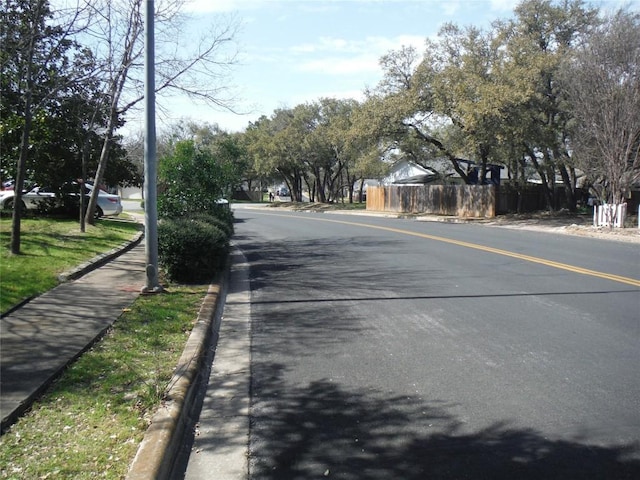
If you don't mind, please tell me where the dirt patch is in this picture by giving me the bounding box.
[478,212,640,243]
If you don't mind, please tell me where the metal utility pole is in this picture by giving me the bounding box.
[142,0,162,293]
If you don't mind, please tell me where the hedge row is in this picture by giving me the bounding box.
[157,209,233,284]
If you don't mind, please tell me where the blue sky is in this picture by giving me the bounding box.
[144,0,636,134]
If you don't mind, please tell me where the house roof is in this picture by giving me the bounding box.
[393,173,441,185]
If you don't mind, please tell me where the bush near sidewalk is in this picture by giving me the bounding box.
[158,214,230,284]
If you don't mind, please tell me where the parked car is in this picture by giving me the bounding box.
[0,182,122,218]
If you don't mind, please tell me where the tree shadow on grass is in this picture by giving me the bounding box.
[249,365,640,480]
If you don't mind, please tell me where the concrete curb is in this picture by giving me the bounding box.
[126,275,227,480]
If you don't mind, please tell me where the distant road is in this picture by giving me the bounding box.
[229,206,639,479]
[121,199,143,212]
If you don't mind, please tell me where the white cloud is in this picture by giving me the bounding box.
[289,34,426,76]
[296,55,381,75]
[292,34,425,55]
[442,0,461,16]
[292,37,351,53]
[182,0,262,13]
[490,0,520,12]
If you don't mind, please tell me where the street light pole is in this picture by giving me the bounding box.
[142,0,162,294]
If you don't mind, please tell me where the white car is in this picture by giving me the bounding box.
[0,183,122,217]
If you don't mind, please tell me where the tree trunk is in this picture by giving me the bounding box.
[85,129,112,225]
[10,96,32,255]
[558,163,577,211]
[10,11,38,255]
[527,146,555,211]
[358,178,366,204]
[315,166,327,203]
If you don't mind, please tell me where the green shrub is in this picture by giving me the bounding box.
[185,211,234,237]
[158,217,229,283]
[157,139,243,219]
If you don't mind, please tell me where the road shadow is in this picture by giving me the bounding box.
[235,234,433,298]
[232,228,640,479]
[249,364,640,480]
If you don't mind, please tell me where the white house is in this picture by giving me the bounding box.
[381,160,437,185]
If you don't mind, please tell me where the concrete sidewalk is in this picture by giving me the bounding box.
[1,234,146,431]
[1,218,230,479]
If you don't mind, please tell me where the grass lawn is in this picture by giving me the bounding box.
[0,283,208,479]
[0,216,141,313]
[0,214,212,478]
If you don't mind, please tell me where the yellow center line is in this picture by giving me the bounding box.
[255,211,640,287]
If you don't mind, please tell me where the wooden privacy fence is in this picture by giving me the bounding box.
[366,185,496,218]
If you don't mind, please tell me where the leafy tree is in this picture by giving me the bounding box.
[356,0,599,212]
[237,129,269,197]
[425,24,509,177]
[313,98,363,203]
[355,46,427,165]
[157,134,242,218]
[211,131,249,199]
[345,100,389,201]
[0,0,100,253]
[243,99,365,203]
[293,102,329,202]
[499,0,599,210]
[363,31,514,184]
[561,8,640,205]
[158,121,246,198]
[244,110,307,202]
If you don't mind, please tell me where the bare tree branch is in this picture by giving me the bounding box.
[563,8,640,204]
[77,0,241,224]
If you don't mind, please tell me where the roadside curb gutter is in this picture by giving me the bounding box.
[126,276,227,479]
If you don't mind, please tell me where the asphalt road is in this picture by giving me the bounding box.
[190,206,640,479]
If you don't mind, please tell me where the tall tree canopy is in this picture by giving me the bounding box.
[349,0,601,211]
[500,0,599,210]
[157,124,245,218]
[0,0,116,252]
[562,8,640,205]
[239,0,636,215]
[243,98,377,203]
